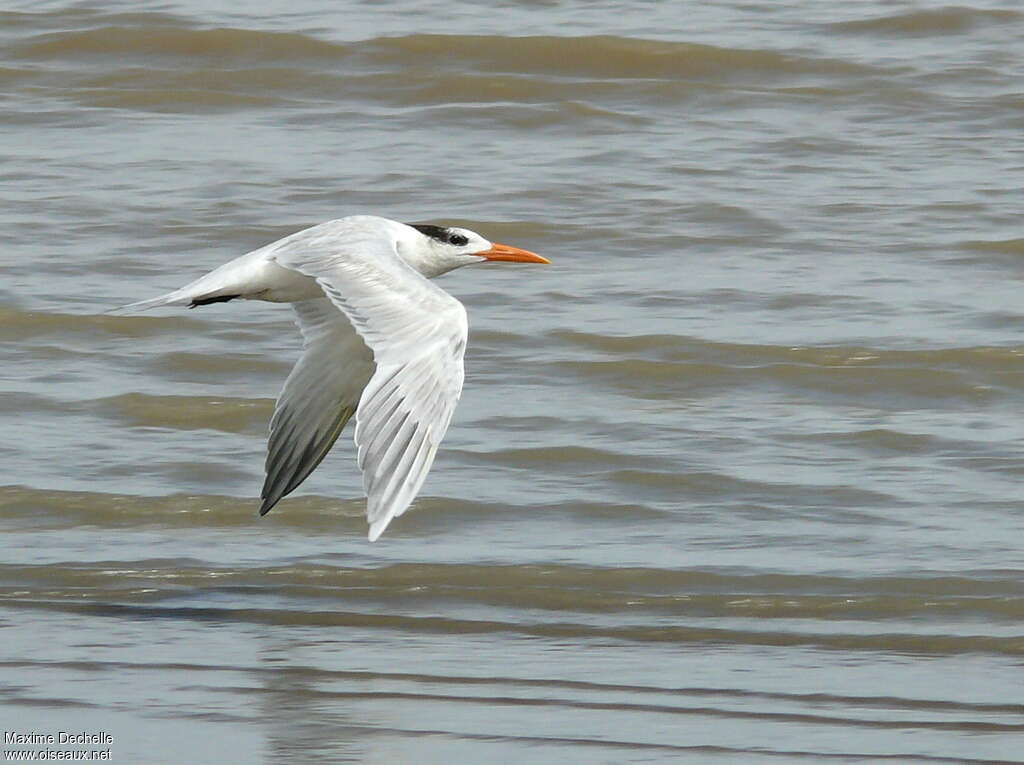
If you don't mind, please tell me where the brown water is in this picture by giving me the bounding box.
[3,2,1024,763]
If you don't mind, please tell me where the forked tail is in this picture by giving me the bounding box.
[108,288,195,314]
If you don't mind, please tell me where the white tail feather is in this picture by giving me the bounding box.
[108,245,319,315]
[108,289,194,314]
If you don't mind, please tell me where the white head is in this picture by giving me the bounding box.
[399,223,549,277]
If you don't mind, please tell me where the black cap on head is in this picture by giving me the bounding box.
[407,224,450,242]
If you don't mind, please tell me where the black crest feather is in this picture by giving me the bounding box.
[407,223,450,242]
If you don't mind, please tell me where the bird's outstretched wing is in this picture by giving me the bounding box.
[260,298,374,516]
[270,218,468,540]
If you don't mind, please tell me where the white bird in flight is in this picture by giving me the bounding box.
[118,215,549,540]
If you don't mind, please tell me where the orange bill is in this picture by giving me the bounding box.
[479,242,551,264]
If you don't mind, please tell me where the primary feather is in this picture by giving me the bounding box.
[116,215,548,540]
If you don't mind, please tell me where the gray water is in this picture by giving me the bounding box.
[2,1,1024,762]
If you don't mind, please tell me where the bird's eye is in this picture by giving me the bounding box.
[448,233,469,246]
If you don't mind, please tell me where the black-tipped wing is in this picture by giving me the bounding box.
[260,298,374,515]
[270,217,468,540]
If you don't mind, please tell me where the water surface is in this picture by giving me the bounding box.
[2,1,1023,762]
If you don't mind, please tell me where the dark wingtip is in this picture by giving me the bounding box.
[258,497,277,516]
[190,294,241,308]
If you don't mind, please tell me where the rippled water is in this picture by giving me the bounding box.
[3,1,1024,762]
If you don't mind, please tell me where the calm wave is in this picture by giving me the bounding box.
[2,1,1023,763]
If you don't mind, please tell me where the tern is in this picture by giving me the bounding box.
[118,215,549,540]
